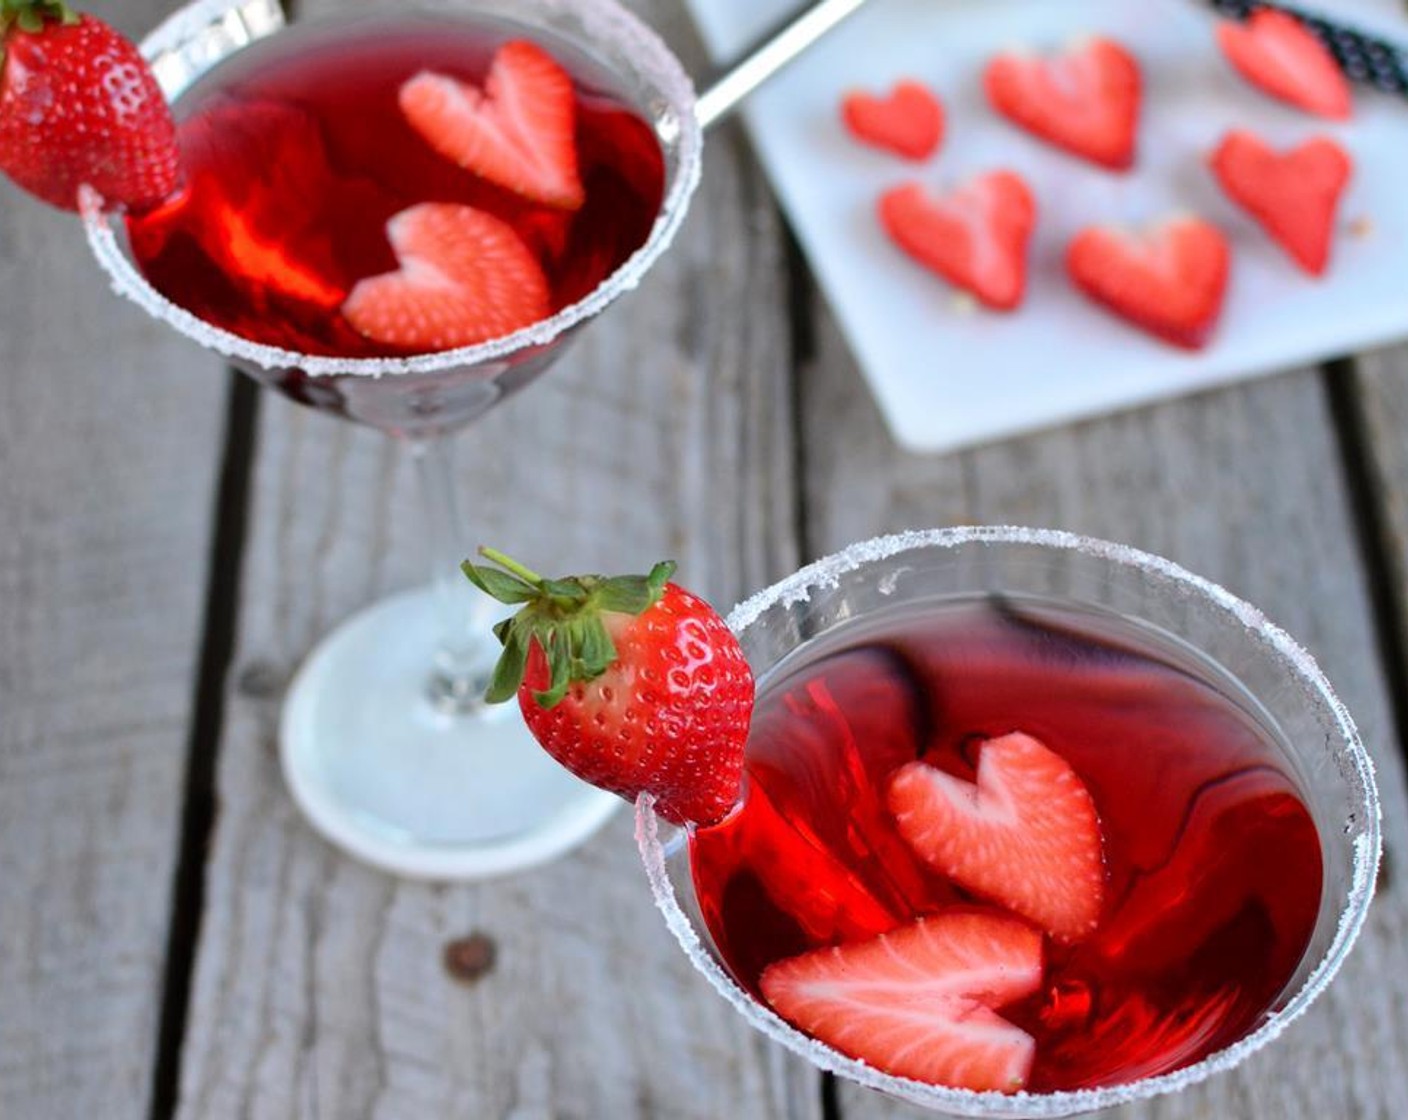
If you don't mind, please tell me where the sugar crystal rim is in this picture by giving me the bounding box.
[81,0,702,379]
[638,525,1382,1118]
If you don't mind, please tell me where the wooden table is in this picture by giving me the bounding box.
[3,0,1407,1116]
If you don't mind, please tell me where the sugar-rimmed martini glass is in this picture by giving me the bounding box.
[80,0,861,878]
[637,526,1381,1117]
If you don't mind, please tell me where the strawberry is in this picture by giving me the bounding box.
[888,733,1105,943]
[0,0,182,212]
[1216,9,1352,120]
[984,38,1142,171]
[759,911,1044,1092]
[878,172,1036,311]
[400,39,584,211]
[342,202,550,351]
[1210,129,1352,276]
[841,79,945,161]
[464,549,753,827]
[1066,216,1231,350]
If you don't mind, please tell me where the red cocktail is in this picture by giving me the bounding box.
[125,13,666,364]
[691,595,1322,1091]
[638,528,1379,1115]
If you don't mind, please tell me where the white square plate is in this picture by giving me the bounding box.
[684,0,1408,452]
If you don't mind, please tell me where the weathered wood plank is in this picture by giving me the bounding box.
[0,1,230,1111]
[171,1,813,1115]
[800,306,1408,1120]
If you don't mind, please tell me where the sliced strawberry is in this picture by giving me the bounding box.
[984,38,1142,171]
[1210,129,1351,276]
[841,79,944,161]
[342,202,549,351]
[0,4,183,212]
[888,733,1105,943]
[400,39,584,210]
[1066,216,1231,350]
[878,172,1036,311]
[760,911,1043,1092]
[1216,10,1352,120]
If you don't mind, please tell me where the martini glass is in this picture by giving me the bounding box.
[637,526,1381,1117]
[80,0,861,879]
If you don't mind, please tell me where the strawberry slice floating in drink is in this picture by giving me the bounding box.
[760,911,1045,1092]
[984,37,1142,171]
[840,79,945,161]
[401,39,586,210]
[1066,216,1232,350]
[0,0,183,211]
[1210,130,1352,277]
[342,202,550,350]
[1216,9,1352,120]
[878,172,1037,311]
[889,732,1106,943]
[465,548,753,826]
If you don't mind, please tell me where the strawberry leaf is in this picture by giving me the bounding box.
[576,618,617,677]
[465,547,675,709]
[536,637,574,708]
[1,0,78,41]
[461,561,538,604]
[486,627,530,704]
[595,562,675,613]
[542,578,590,605]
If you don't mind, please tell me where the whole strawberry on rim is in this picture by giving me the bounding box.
[464,548,754,827]
[0,0,182,212]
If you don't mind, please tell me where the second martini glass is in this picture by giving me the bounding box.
[82,0,708,878]
[637,526,1381,1114]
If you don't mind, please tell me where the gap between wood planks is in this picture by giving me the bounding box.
[148,372,260,1120]
[148,0,299,1110]
[1323,356,1408,824]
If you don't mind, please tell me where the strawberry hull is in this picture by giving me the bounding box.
[688,595,1323,1093]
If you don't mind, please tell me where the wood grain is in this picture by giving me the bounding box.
[800,305,1408,1120]
[170,1,815,1115]
[0,0,230,1106]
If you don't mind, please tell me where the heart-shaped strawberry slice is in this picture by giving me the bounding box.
[878,171,1036,311]
[888,732,1105,943]
[761,911,1044,1092]
[400,39,585,210]
[1211,130,1352,276]
[342,202,549,351]
[1066,216,1231,350]
[1217,10,1352,120]
[841,79,945,161]
[984,38,1142,170]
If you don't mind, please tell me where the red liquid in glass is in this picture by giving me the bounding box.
[125,14,666,357]
[689,597,1324,1092]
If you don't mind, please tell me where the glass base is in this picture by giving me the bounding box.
[279,586,621,879]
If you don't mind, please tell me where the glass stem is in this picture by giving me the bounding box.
[411,434,492,714]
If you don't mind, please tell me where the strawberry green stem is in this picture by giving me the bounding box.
[477,546,542,586]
